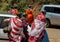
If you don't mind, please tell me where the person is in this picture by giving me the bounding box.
[42,30,49,42]
[41,11,49,42]
[8,6,18,15]
[8,14,25,42]
[28,10,47,42]
[13,6,18,15]
[21,14,29,42]
[26,5,34,26]
[8,6,15,14]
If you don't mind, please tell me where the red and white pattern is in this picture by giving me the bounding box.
[8,9,15,14]
[9,17,23,42]
[28,12,47,42]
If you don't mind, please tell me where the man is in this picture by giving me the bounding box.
[28,11,47,42]
[8,14,25,42]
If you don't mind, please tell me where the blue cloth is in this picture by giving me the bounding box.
[42,30,49,42]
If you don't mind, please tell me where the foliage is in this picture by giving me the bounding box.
[0,0,60,13]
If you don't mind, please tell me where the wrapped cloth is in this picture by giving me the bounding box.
[28,13,47,42]
[8,17,24,42]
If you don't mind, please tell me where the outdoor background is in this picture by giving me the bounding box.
[0,0,60,16]
[0,0,60,42]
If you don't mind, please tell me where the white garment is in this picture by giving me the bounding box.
[28,19,46,36]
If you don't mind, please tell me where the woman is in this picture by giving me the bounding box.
[8,14,25,42]
[28,11,47,42]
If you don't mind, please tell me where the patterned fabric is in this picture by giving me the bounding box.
[8,17,23,42]
[36,12,46,22]
[28,12,47,42]
[8,9,15,14]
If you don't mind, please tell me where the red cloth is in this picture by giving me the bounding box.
[36,12,46,22]
[8,17,23,42]
[8,9,14,14]
[28,12,46,42]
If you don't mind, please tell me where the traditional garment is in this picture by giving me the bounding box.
[8,9,18,15]
[8,17,24,42]
[8,9,15,14]
[26,9,34,24]
[13,9,18,15]
[28,12,47,42]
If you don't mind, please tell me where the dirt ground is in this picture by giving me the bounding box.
[46,28,60,42]
[0,26,60,42]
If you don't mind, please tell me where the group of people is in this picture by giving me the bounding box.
[3,5,49,42]
[8,6,18,15]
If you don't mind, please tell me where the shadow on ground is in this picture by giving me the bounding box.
[47,25,60,29]
[0,38,8,40]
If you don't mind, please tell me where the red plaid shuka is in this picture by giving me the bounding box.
[8,17,24,42]
[28,12,47,42]
[8,9,15,14]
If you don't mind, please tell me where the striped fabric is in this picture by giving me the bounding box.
[36,12,46,22]
[28,13,47,42]
[8,9,15,14]
[9,17,23,42]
